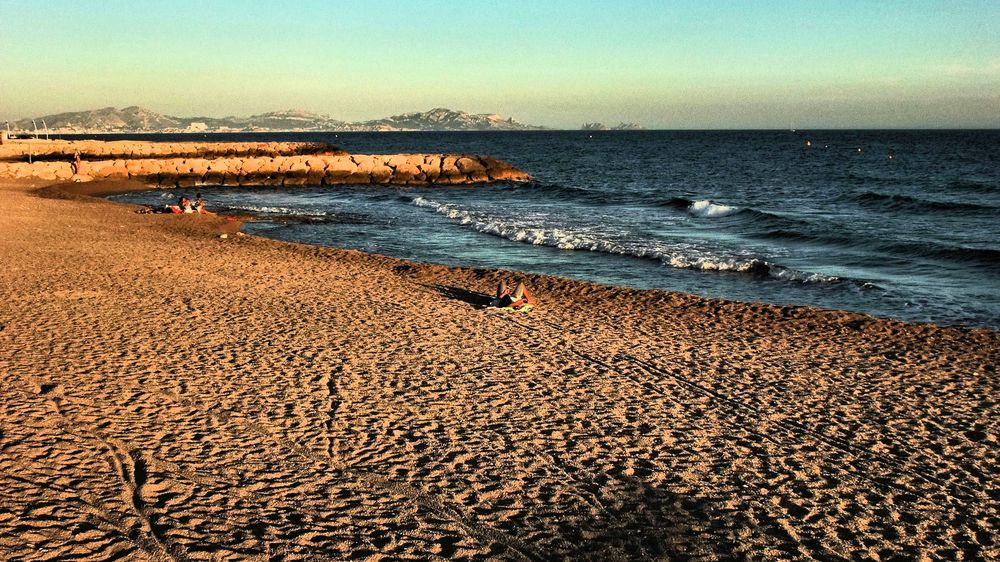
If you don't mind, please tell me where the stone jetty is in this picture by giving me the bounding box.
[0,139,533,186]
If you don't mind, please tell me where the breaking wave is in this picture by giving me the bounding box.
[222,204,329,216]
[412,196,847,284]
[687,199,741,218]
[660,197,741,217]
[214,204,376,225]
[660,197,812,234]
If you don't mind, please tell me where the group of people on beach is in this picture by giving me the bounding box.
[137,193,209,215]
[172,194,207,214]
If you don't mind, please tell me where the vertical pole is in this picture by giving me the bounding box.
[32,119,38,139]
[42,119,49,140]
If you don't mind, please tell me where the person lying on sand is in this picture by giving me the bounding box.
[137,194,212,215]
[490,280,537,309]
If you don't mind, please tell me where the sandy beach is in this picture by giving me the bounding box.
[1,176,997,561]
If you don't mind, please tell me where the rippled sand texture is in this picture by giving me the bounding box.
[1,178,997,561]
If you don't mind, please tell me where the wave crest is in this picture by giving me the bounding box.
[688,199,742,218]
[412,196,844,284]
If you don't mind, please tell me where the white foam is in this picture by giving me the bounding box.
[228,204,328,216]
[413,196,621,252]
[412,196,839,284]
[768,266,839,283]
[688,199,741,218]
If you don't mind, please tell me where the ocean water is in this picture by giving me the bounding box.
[105,130,1000,329]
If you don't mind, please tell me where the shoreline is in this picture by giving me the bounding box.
[2,176,997,559]
[94,179,997,335]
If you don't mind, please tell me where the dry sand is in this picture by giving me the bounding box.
[0,178,997,561]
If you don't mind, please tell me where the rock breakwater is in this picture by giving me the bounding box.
[0,140,533,186]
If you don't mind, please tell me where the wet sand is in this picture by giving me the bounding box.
[0,177,997,561]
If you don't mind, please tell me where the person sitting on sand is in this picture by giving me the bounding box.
[180,196,194,214]
[490,280,537,309]
[194,193,206,214]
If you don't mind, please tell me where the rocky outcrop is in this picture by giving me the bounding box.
[0,140,533,186]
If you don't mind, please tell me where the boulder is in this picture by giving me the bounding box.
[162,158,187,175]
[351,154,377,174]
[325,155,356,173]
[36,162,62,180]
[203,170,226,185]
[185,160,210,177]
[370,162,393,184]
[241,158,264,175]
[95,160,128,178]
[286,159,309,177]
[455,156,486,175]
[488,166,532,182]
[129,160,156,177]
[419,155,443,182]
[322,156,357,183]
[386,154,411,168]
[344,172,372,184]
[53,164,74,180]
[395,163,423,182]
[440,156,462,180]
[306,169,326,184]
[303,158,326,184]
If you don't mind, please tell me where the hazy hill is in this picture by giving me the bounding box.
[359,108,544,131]
[13,106,186,132]
[12,107,545,133]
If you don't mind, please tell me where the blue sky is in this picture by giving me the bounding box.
[1,0,998,128]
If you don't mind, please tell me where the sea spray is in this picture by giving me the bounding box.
[411,196,835,281]
[687,199,741,218]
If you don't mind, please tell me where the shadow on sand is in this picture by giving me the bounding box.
[517,474,752,561]
[426,284,495,308]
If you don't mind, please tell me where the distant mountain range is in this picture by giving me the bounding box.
[9,106,550,133]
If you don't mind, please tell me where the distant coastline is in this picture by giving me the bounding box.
[7,106,550,134]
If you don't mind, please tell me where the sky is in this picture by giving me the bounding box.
[1,0,998,128]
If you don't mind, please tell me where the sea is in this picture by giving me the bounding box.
[101,130,1000,330]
